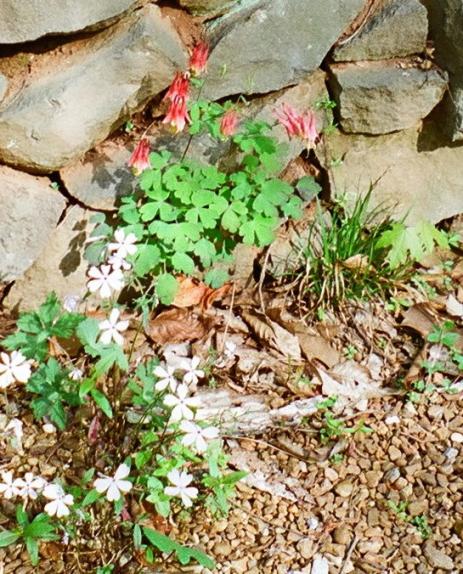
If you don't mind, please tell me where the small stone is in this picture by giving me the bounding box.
[444,447,459,461]
[385,415,400,425]
[407,500,429,516]
[365,470,382,488]
[213,541,232,555]
[229,558,248,573]
[424,542,454,570]
[388,445,402,461]
[335,480,354,498]
[296,537,314,559]
[384,467,401,483]
[428,405,444,419]
[451,432,463,443]
[454,520,463,540]
[333,526,351,545]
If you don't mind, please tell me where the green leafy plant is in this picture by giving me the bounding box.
[3,292,83,361]
[0,507,58,566]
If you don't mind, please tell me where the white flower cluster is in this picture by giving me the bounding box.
[87,229,137,299]
[154,355,219,507]
[0,471,74,518]
[0,350,32,390]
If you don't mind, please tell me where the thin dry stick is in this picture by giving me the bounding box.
[258,248,271,315]
[339,533,359,574]
[220,282,236,353]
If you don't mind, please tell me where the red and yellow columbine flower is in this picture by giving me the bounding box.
[163,95,190,133]
[128,138,151,175]
[275,103,319,148]
[189,41,209,76]
[164,71,190,103]
[220,109,239,137]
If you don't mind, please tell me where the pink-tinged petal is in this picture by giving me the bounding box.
[112,330,124,346]
[170,406,184,422]
[114,464,130,481]
[106,482,121,502]
[163,394,178,407]
[164,486,180,497]
[99,282,113,299]
[94,477,112,494]
[116,480,132,494]
[202,426,219,439]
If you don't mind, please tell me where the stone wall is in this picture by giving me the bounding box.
[0,0,462,310]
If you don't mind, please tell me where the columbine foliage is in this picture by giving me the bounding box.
[115,116,303,303]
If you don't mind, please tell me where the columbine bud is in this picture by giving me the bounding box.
[128,138,151,175]
[162,96,190,133]
[220,109,239,137]
[189,42,209,76]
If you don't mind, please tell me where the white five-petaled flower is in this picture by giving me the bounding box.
[154,364,178,392]
[0,471,20,499]
[14,473,46,500]
[181,356,204,386]
[93,463,132,502]
[180,420,219,453]
[108,229,138,259]
[87,265,124,299]
[43,484,74,518]
[107,253,132,271]
[164,469,198,507]
[98,308,129,346]
[0,350,32,389]
[164,384,201,423]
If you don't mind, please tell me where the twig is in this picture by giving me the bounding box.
[258,248,271,315]
[220,282,236,353]
[339,533,359,574]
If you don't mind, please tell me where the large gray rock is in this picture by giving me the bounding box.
[203,0,364,100]
[0,6,186,173]
[5,206,92,312]
[318,127,463,224]
[423,0,463,141]
[330,61,447,134]
[0,166,65,282]
[0,0,140,44]
[0,74,7,103]
[333,0,428,61]
[60,71,328,210]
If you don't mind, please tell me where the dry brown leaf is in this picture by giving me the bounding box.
[297,332,340,367]
[172,276,209,308]
[241,309,301,360]
[402,303,439,337]
[40,541,62,561]
[146,308,211,344]
[446,294,463,318]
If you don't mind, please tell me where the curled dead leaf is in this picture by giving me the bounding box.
[172,275,231,310]
[146,307,217,344]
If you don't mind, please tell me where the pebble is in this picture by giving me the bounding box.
[213,542,232,555]
[385,415,400,425]
[388,445,402,461]
[384,467,401,483]
[334,480,353,498]
[296,538,313,559]
[407,500,428,516]
[333,526,351,545]
[451,432,463,443]
[424,542,454,570]
[365,470,382,488]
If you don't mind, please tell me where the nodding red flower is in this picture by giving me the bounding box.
[128,138,151,175]
[163,95,190,133]
[189,41,209,76]
[164,71,190,103]
[275,103,319,147]
[220,109,239,137]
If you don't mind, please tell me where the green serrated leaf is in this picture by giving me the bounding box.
[134,244,161,277]
[156,273,179,305]
[171,252,195,274]
[204,268,229,288]
[142,528,215,569]
[90,389,113,418]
